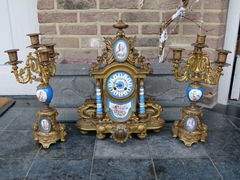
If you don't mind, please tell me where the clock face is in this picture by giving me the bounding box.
[106,71,134,99]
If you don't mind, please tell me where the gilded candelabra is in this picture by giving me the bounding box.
[5,33,66,148]
[170,35,231,147]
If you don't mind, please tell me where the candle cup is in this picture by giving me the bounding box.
[216,49,231,63]
[27,33,40,45]
[39,49,50,62]
[196,35,206,45]
[171,48,185,61]
[4,49,19,62]
[44,43,56,55]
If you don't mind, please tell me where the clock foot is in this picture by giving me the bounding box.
[80,130,88,135]
[97,133,106,140]
[153,128,161,133]
[137,132,147,139]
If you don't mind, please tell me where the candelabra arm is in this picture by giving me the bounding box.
[26,52,41,74]
[11,63,36,84]
[48,58,57,77]
[203,66,223,85]
[173,63,190,82]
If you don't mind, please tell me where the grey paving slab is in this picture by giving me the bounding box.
[10,98,42,108]
[202,130,240,157]
[91,158,156,180]
[37,130,96,159]
[203,104,240,118]
[212,156,240,180]
[201,109,236,130]
[5,108,39,130]
[0,130,41,159]
[225,116,240,128]
[0,158,33,180]
[1,98,240,180]
[153,158,222,180]
[94,136,151,159]
[0,109,21,130]
[147,130,208,159]
[25,159,92,180]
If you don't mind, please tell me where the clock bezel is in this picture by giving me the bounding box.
[106,71,135,100]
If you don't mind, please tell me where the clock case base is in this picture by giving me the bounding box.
[76,98,165,143]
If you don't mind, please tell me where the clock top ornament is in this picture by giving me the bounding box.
[77,20,165,143]
[89,20,153,73]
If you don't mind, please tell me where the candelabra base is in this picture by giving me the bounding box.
[172,106,208,147]
[32,106,67,148]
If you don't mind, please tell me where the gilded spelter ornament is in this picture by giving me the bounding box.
[77,20,165,143]
[170,35,231,147]
[5,34,66,148]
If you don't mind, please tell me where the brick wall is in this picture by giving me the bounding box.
[37,0,229,63]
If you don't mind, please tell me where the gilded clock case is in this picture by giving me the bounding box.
[76,20,165,143]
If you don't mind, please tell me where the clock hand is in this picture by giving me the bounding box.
[116,83,123,88]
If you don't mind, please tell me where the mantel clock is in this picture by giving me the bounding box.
[77,20,165,143]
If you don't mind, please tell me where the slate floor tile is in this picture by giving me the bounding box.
[225,116,240,128]
[5,108,40,130]
[0,109,22,130]
[203,104,240,118]
[202,130,240,157]
[201,110,236,130]
[212,156,240,180]
[37,130,96,159]
[0,130,41,159]
[153,158,222,180]
[25,159,92,180]
[91,158,156,180]
[94,136,151,159]
[11,98,42,108]
[1,98,240,180]
[147,130,208,158]
[0,158,33,180]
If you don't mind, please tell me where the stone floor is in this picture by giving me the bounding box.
[0,98,240,180]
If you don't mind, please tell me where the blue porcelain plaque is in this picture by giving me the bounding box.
[39,118,51,133]
[186,86,204,102]
[184,116,197,131]
[36,86,53,104]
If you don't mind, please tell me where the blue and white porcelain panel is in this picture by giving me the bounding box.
[107,98,134,121]
[186,86,204,102]
[36,86,53,104]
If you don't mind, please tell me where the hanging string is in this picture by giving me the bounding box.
[139,0,205,63]
[158,0,206,63]
[140,0,145,7]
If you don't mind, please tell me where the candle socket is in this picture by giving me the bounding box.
[171,48,185,61]
[39,49,50,62]
[44,43,56,55]
[196,35,206,45]
[27,33,40,45]
[4,49,19,62]
[216,49,231,63]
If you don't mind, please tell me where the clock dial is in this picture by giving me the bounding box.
[107,72,134,99]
